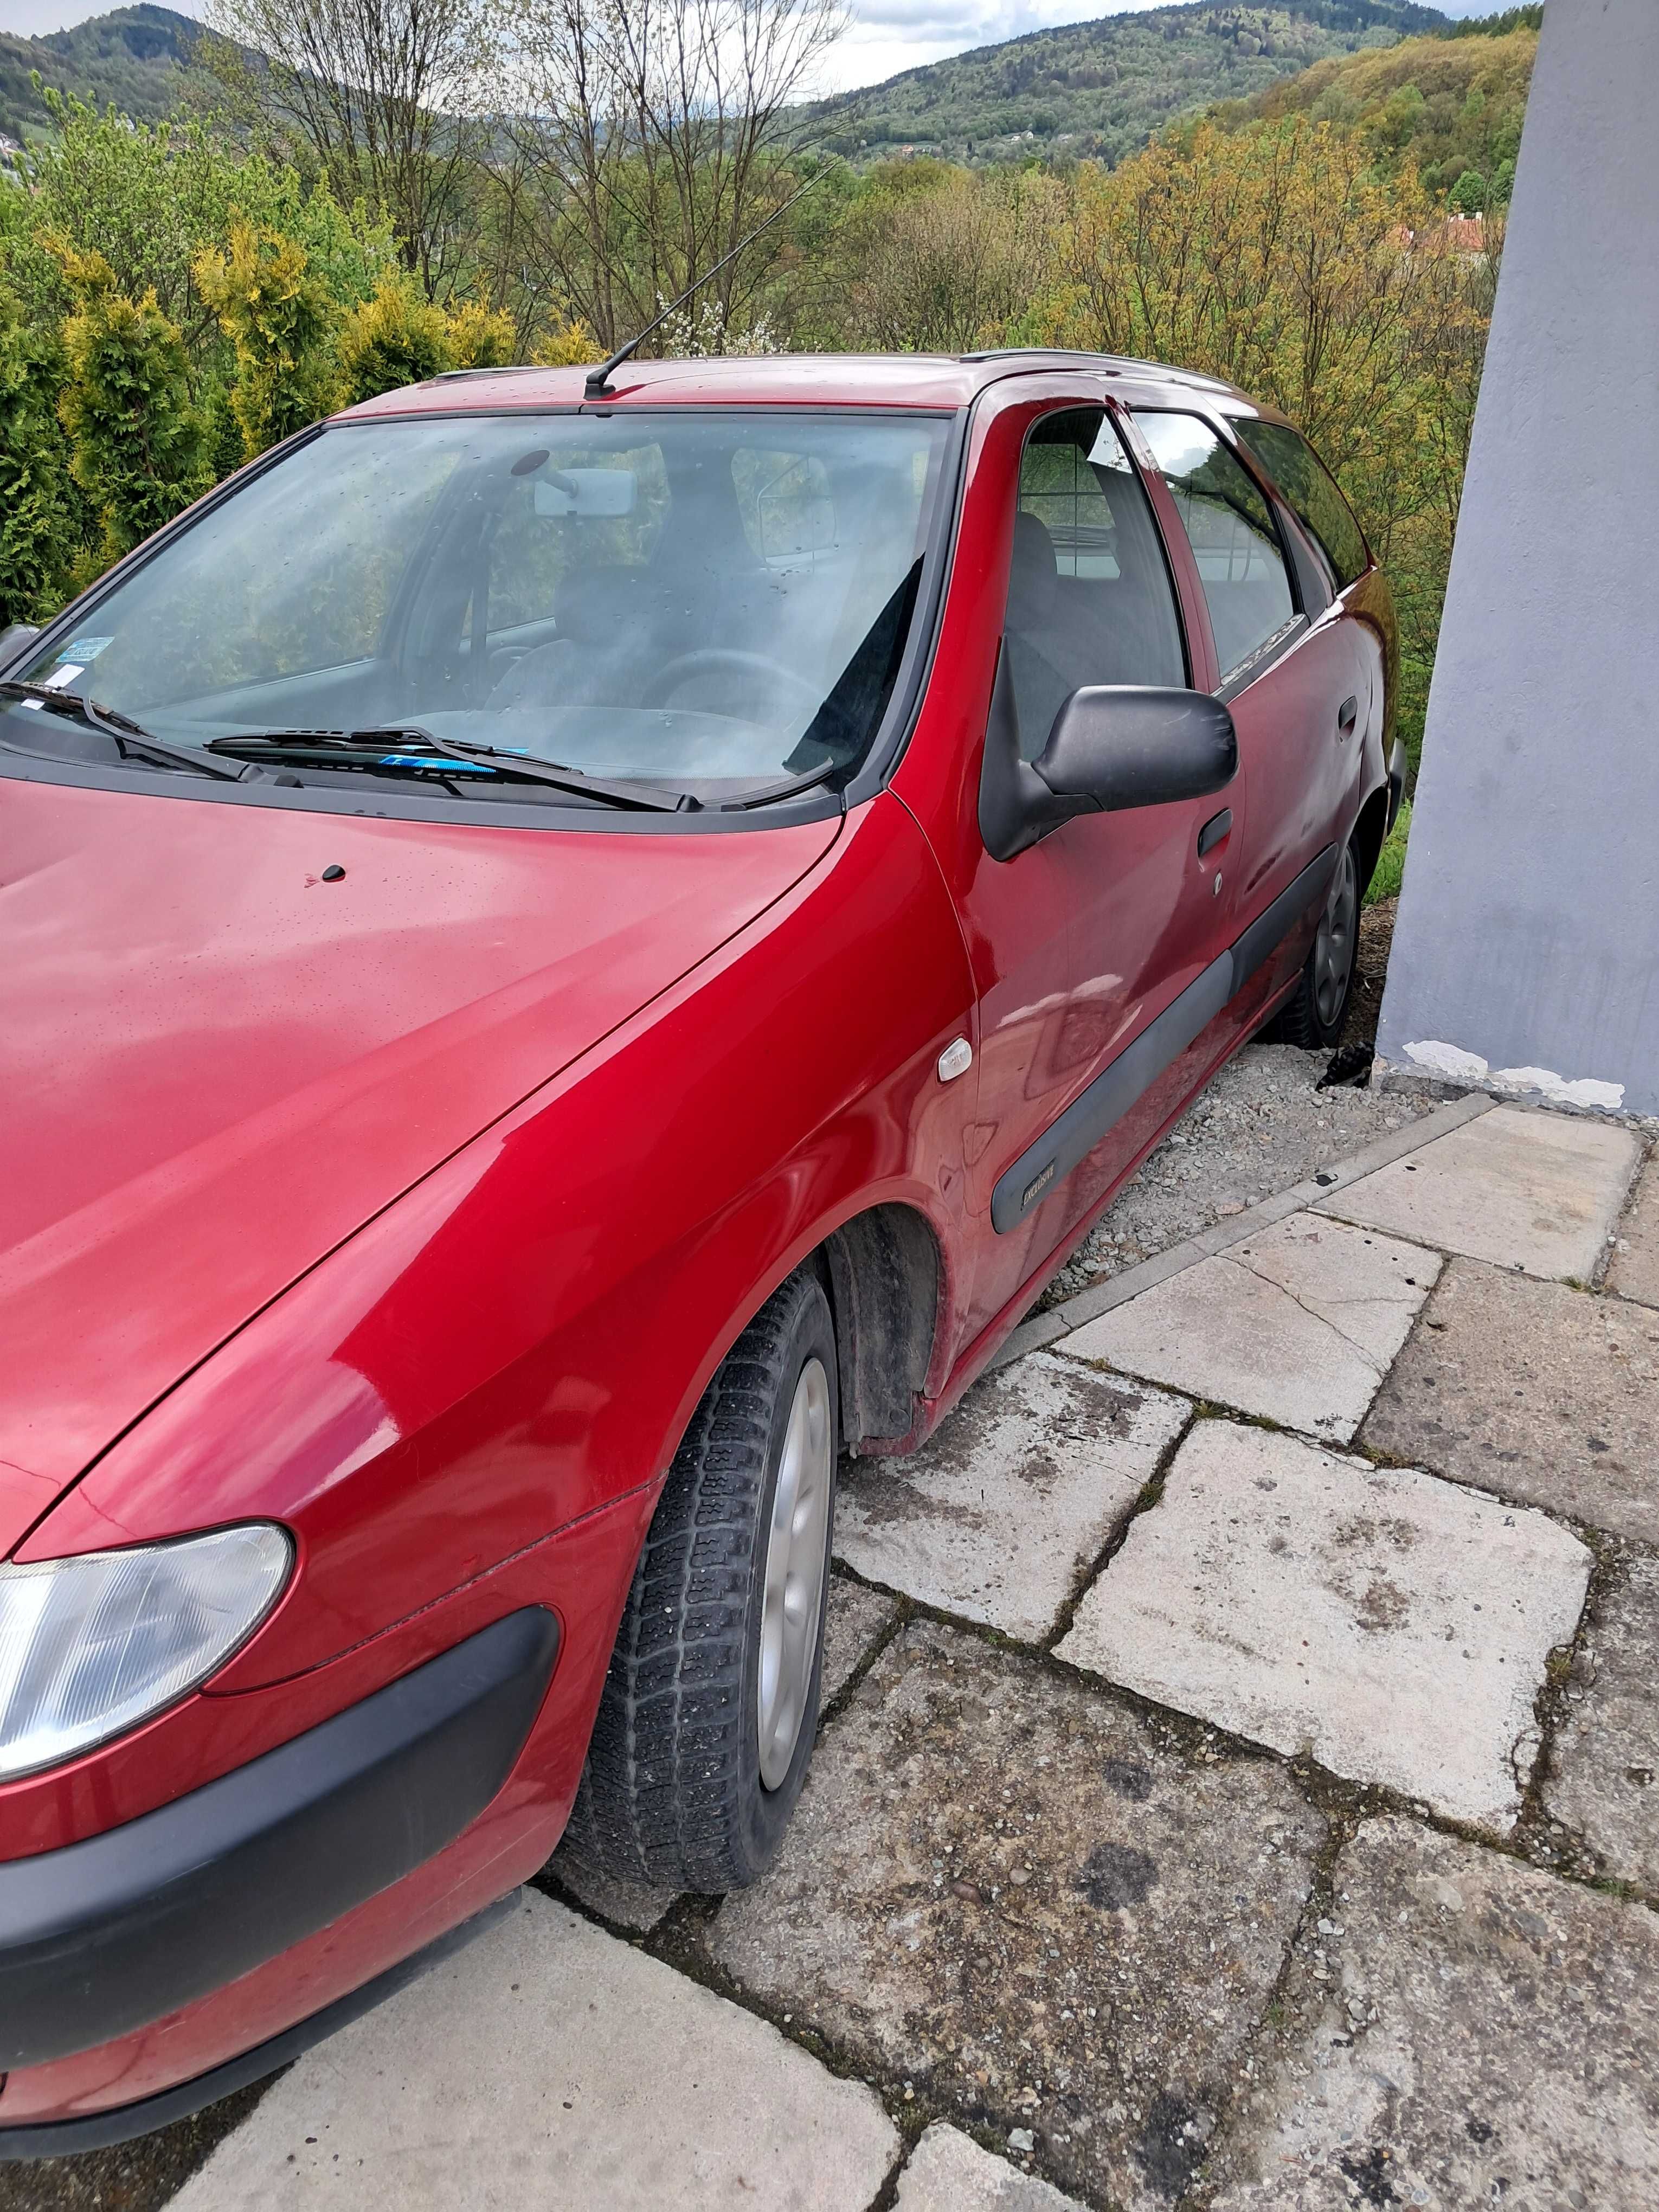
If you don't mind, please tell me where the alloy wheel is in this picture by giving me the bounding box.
[1313,845,1358,1031]
[756,1356,833,1791]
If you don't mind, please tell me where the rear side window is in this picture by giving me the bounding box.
[1233,419,1369,589]
[1002,408,1186,758]
[1134,410,1296,684]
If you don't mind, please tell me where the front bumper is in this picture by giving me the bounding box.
[0,1607,557,2107]
[0,1889,520,2160]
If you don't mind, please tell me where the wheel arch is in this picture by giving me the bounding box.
[817,1202,943,1456]
[1351,781,1391,903]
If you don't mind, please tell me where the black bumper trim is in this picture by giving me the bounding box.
[0,1605,558,2072]
[0,1888,523,2161]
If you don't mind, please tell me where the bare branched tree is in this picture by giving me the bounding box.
[842,168,1062,355]
[497,0,844,352]
[200,0,497,297]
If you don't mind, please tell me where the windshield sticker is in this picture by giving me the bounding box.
[43,663,82,689]
[58,636,113,663]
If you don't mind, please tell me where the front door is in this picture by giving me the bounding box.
[950,401,1244,1343]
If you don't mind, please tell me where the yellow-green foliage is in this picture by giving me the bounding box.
[196,221,340,460]
[0,282,79,627]
[338,278,522,400]
[339,277,452,402]
[52,243,206,570]
[446,300,517,370]
[531,318,601,367]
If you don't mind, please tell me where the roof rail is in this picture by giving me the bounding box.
[428,365,549,384]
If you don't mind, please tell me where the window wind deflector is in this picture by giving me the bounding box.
[203,729,698,811]
[0,680,244,780]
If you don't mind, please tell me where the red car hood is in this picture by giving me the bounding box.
[0,778,838,1538]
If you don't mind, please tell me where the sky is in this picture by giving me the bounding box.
[0,0,1496,97]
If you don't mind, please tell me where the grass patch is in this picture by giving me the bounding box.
[1365,799,1411,907]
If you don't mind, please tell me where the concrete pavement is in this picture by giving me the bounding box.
[15,1081,1658,2212]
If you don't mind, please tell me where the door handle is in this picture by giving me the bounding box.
[1197,807,1232,859]
[1336,695,1359,738]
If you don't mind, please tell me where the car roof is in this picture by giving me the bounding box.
[338,349,1272,422]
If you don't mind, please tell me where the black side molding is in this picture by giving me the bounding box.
[0,1889,523,2162]
[1229,844,1337,999]
[0,1606,559,2072]
[990,845,1338,1234]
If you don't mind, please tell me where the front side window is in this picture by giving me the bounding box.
[1003,408,1185,760]
[1231,417,1369,591]
[3,409,950,811]
[1134,411,1296,684]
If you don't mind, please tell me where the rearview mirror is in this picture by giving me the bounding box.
[534,469,638,518]
[979,650,1237,861]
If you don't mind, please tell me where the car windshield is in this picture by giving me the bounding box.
[5,408,952,807]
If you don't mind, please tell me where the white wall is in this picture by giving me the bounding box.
[1375,0,1659,1116]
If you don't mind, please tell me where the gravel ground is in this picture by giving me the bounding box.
[1034,899,1428,1312]
[1037,1041,1436,1311]
[1341,896,1395,1054]
[0,2084,267,2212]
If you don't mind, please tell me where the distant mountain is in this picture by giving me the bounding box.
[0,4,201,144]
[807,1,1459,166]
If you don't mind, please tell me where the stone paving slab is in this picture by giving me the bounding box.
[822,1574,901,1702]
[1316,1102,1641,1281]
[1060,1214,1438,1443]
[895,2123,1088,2210]
[834,1354,1188,1642]
[1208,1816,1659,2211]
[1057,1422,1591,1830]
[1544,1553,1659,1892]
[1360,1258,1659,1543]
[171,1892,899,2211]
[1609,1153,1659,1309]
[706,1617,1326,2212]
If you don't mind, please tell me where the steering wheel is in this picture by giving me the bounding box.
[640,648,823,723]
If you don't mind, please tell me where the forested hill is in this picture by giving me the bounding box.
[1208,18,1536,201]
[0,4,199,142]
[809,1,1463,166]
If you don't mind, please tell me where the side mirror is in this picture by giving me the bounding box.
[979,646,1237,861]
[0,622,40,672]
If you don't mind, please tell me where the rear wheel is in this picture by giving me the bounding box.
[1270,837,1360,1050]
[564,1268,838,1893]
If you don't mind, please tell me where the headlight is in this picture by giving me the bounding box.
[0,1525,292,1782]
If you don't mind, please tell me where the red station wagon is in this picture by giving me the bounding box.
[0,350,1403,2153]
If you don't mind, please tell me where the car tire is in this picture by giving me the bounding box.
[1268,836,1360,1050]
[563,1266,839,1894]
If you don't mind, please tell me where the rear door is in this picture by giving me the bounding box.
[1131,409,1363,1024]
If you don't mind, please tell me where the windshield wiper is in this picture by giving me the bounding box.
[203,728,698,812]
[718,758,843,811]
[0,681,245,781]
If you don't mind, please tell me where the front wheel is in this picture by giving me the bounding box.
[563,1268,839,1893]
[1270,837,1360,1050]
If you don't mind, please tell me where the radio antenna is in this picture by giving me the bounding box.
[584,168,832,401]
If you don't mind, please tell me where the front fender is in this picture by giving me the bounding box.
[23,793,976,1703]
